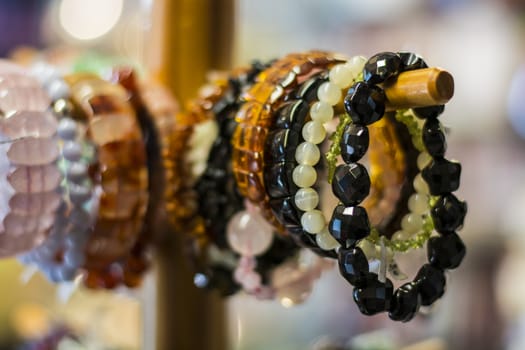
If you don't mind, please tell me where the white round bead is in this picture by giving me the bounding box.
[317,82,342,106]
[358,239,376,259]
[57,118,78,140]
[417,152,432,170]
[401,213,424,234]
[310,101,333,123]
[408,193,429,215]
[292,164,317,188]
[227,210,274,256]
[46,79,70,101]
[301,210,326,234]
[392,230,410,241]
[62,141,82,162]
[345,56,367,76]
[329,64,354,88]
[316,228,339,250]
[295,142,320,166]
[413,173,430,194]
[302,121,326,144]
[294,188,319,211]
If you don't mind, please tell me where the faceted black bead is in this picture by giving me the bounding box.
[363,52,402,84]
[340,124,369,163]
[415,264,446,306]
[332,163,371,206]
[338,247,369,286]
[428,232,466,270]
[264,162,296,199]
[398,52,428,71]
[353,273,394,315]
[422,118,447,157]
[431,194,467,233]
[274,100,309,132]
[422,158,461,195]
[269,197,301,227]
[295,75,327,101]
[388,282,421,322]
[328,205,370,247]
[344,82,386,125]
[264,129,299,165]
[413,105,445,119]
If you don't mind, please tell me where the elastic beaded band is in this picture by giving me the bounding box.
[20,67,97,282]
[65,74,149,289]
[232,51,344,234]
[112,68,177,287]
[327,52,466,321]
[0,60,61,257]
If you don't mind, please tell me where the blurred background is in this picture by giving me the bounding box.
[0,0,523,349]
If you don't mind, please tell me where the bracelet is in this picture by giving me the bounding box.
[232,51,344,235]
[327,52,466,320]
[112,68,180,287]
[0,60,61,257]
[264,56,367,257]
[20,66,97,282]
[65,74,149,289]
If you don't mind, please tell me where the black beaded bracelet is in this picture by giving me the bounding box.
[263,72,338,258]
[193,62,298,296]
[329,52,466,321]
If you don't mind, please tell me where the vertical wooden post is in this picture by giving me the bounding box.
[148,0,234,349]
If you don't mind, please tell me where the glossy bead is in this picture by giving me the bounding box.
[328,205,370,246]
[413,105,445,119]
[408,193,429,215]
[392,230,411,241]
[423,118,447,157]
[302,121,326,144]
[340,124,369,163]
[265,162,296,199]
[428,232,466,270]
[270,197,301,227]
[296,75,327,101]
[317,81,342,105]
[332,163,370,206]
[62,141,82,162]
[344,82,386,125]
[301,210,326,234]
[363,52,402,84]
[294,188,319,211]
[292,164,317,188]
[431,194,467,233]
[413,173,430,194]
[353,273,393,315]
[264,129,299,165]
[345,56,367,76]
[57,118,77,140]
[388,282,421,322]
[338,247,369,286]
[398,52,428,71]
[422,159,461,195]
[310,101,333,123]
[415,264,446,306]
[46,79,70,100]
[401,213,423,234]
[358,239,377,259]
[227,210,274,256]
[67,162,88,182]
[316,228,339,250]
[275,100,308,132]
[417,152,432,170]
[329,64,354,88]
[295,142,320,166]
